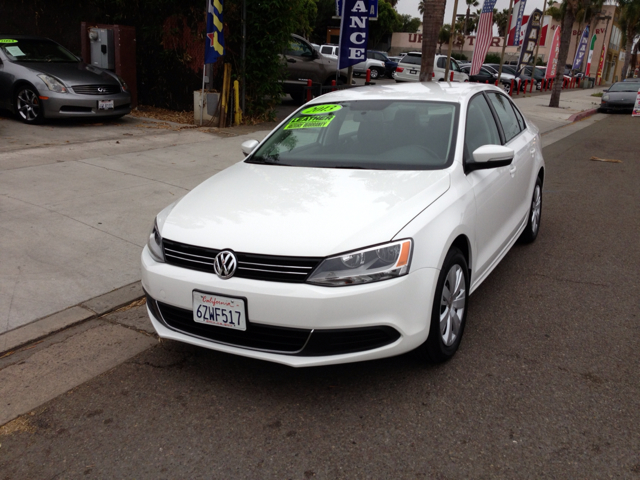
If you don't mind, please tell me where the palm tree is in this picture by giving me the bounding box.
[549,0,593,107]
[438,24,451,54]
[463,0,480,35]
[419,0,447,81]
[619,0,640,78]
[493,8,511,38]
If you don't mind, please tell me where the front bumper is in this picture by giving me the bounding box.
[600,100,634,111]
[141,246,438,367]
[40,91,131,118]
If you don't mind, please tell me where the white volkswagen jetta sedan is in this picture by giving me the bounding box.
[142,82,544,367]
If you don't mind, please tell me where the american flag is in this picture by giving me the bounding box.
[470,0,498,76]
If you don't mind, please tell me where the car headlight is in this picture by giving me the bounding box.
[307,239,412,287]
[116,75,129,92]
[146,200,179,263]
[37,74,67,93]
[602,94,610,101]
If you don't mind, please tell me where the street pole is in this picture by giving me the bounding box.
[445,0,460,81]
[497,0,515,83]
[241,0,246,115]
[532,0,547,73]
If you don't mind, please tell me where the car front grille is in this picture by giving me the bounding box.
[147,295,401,356]
[162,239,322,283]
[71,84,121,95]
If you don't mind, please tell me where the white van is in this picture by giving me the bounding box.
[395,53,469,82]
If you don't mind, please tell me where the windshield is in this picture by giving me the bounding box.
[609,82,640,92]
[247,100,459,170]
[401,54,421,66]
[0,38,78,62]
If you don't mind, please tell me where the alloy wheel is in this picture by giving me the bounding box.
[439,264,466,346]
[531,184,541,235]
[17,89,40,122]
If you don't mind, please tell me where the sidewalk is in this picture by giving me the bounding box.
[0,85,607,353]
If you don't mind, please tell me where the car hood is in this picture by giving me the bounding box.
[20,62,118,85]
[162,162,451,257]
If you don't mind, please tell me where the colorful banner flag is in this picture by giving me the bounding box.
[633,88,640,117]
[516,9,543,72]
[507,0,527,46]
[595,45,606,84]
[572,26,590,71]
[338,0,370,70]
[546,27,561,79]
[516,15,550,46]
[205,0,224,64]
[585,34,597,76]
[336,0,378,19]
[470,0,498,75]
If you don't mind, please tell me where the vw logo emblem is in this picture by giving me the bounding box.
[213,251,237,279]
[98,87,106,93]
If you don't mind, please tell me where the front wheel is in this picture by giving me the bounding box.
[369,68,381,79]
[518,176,542,243]
[415,248,469,363]
[15,85,44,124]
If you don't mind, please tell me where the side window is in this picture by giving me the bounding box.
[437,57,446,68]
[464,94,502,162]
[487,93,522,142]
[512,103,527,130]
[287,40,312,57]
[451,60,460,72]
[366,51,373,59]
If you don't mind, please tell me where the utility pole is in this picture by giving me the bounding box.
[445,0,460,81]
[497,0,515,83]
[532,0,548,72]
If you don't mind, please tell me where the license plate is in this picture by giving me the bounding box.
[98,100,114,110]
[192,291,247,331]
[409,69,417,74]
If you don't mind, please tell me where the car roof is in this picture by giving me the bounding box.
[303,82,503,104]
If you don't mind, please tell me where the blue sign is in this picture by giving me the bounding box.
[338,0,371,70]
[336,0,378,19]
[572,26,590,71]
[205,0,224,64]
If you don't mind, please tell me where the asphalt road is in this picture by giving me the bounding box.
[1,114,639,479]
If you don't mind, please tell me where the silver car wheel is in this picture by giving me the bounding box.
[531,184,541,235]
[17,88,41,122]
[440,264,466,347]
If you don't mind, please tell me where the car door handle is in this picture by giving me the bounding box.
[530,148,536,156]
[509,165,517,176]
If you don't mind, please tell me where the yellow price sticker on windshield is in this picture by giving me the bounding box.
[301,104,342,115]
[284,116,336,130]
[0,39,18,43]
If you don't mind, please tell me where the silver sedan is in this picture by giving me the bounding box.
[0,35,131,123]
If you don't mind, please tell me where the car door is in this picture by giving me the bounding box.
[464,93,517,281]
[0,49,14,109]
[485,92,535,240]
[284,38,321,85]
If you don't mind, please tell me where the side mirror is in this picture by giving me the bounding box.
[241,139,259,157]
[467,145,514,172]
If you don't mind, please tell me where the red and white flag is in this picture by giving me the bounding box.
[470,0,498,75]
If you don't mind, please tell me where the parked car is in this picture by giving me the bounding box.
[142,82,544,367]
[367,50,398,78]
[517,65,544,90]
[599,81,639,112]
[622,77,640,82]
[482,64,520,93]
[283,36,349,103]
[0,35,131,124]
[319,44,386,79]
[395,53,469,82]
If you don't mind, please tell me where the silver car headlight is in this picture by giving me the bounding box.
[307,239,412,287]
[37,74,67,93]
[602,94,610,101]
[146,200,179,263]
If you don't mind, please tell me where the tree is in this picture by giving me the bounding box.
[398,13,422,33]
[369,0,401,47]
[619,0,640,78]
[463,0,480,36]
[493,8,510,38]
[419,0,447,81]
[549,0,592,107]
[438,24,451,54]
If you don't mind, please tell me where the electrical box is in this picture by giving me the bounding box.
[88,28,114,70]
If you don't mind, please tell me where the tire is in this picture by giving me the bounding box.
[504,82,512,95]
[415,247,469,363]
[369,68,381,80]
[290,89,306,105]
[518,176,542,244]
[15,85,44,124]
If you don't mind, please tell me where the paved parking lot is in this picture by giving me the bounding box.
[0,114,638,478]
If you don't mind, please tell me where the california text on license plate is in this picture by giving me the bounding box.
[193,291,247,331]
[409,69,417,74]
[98,100,114,110]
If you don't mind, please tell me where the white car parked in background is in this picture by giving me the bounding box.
[319,44,386,79]
[142,82,544,367]
[395,52,469,82]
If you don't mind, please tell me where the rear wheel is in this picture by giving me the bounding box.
[415,247,469,363]
[518,176,542,243]
[15,85,44,124]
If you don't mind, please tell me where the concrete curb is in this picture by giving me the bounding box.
[0,282,144,356]
[568,108,599,122]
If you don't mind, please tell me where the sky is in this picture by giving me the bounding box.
[395,0,549,29]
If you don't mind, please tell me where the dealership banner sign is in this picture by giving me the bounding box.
[516,9,542,71]
[546,26,561,79]
[633,89,640,117]
[572,26,589,71]
[336,0,378,19]
[585,34,597,76]
[338,0,371,70]
[507,0,527,46]
[205,0,224,63]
